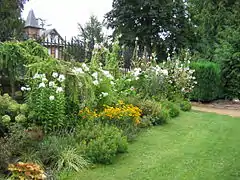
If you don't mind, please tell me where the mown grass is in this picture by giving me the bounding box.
[60,111,240,180]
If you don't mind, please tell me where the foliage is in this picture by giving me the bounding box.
[77,15,104,61]
[76,122,128,164]
[0,93,29,128]
[0,124,37,172]
[190,61,221,102]
[0,41,28,96]
[8,162,46,180]
[60,112,240,180]
[161,101,180,118]
[122,51,196,101]
[26,72,66,132]
[104,39,122,78]
[124,97,169,126]
[188,0,239,59]
[214,27,240,99]
[0,0,28,42]
[56,147,89,172]
[79,102,142,140]
[177,100,192,112]
[105,0,194,59]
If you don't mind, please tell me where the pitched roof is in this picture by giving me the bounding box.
[40,29,64,41]
[25,9,41,29]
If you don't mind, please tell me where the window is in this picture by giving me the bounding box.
[51,47,55,57]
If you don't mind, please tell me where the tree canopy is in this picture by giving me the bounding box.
[105,0,194,60]
[0,0,28,42]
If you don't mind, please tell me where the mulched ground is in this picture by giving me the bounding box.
[192,100,240,117]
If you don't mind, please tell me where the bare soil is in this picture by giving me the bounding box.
[192,100,240,117]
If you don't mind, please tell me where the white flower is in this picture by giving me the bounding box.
[110,81,115,85]
[56,87,64,93]
[49,81,55,87]
[21,87,26,91]
[92,72,98,79]
[132,68,141,77]
[82,63,89,72]
[40,74,46,78]
[42,77,48,82]
[38,82,46,88]
[94,44,100,49]
[184,67,190,71]
[161,69,168,76]
[49,96,55,101]
[194,81,198,84]
[101,92,109,97]
[72,67,84,74]
[130,86,135,91]
[168,80,172,84]
[26,87,31,91]
[58,74,65,82]
[52,72,59,78]
[93,80,99,86]
[102,70,114,79]
[33,73,40,79]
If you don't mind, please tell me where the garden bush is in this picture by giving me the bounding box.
[124,97,170,125]
[176,100,192,111]
[0,94,29,129]
[0,124,37,173]
[79,102,142,141]
[161,101,180,118]
[214,27,240,99]
[190,61,221,102]
[76,122,128,164]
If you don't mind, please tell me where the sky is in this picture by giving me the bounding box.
[22,0,113,38]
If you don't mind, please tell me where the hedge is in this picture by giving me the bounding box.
[190,61,221,102]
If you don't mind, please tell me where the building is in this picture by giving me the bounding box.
[24,10,64,59]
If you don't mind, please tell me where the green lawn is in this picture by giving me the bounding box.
[60,111,240,180]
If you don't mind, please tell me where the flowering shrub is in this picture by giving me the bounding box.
[8,162,46,180]
[78,102,142,141]
[25,72,66,132]
[122,51,197,101]
[99,101,142,125]
[161,55,197,100]
[79,102,142,126]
